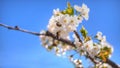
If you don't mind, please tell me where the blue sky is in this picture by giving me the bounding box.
[0,0,120,68]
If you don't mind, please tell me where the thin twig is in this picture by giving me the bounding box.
[74,30,82,43]
[0,23,43,36]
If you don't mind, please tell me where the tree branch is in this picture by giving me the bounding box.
[0,23,75,47]
[0,23,42,36]
[73,30,82,43]
[106,59,120,68]
[0,23,119,68]
[86,52,99,64]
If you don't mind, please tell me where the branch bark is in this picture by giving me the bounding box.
[73,30,82,43]
[0,23,119,68]
[0,23,75,47]
[106,59,119,68]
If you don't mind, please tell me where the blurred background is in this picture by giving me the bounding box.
[0,0,120,68]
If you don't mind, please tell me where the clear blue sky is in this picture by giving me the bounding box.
[0,0,120,68]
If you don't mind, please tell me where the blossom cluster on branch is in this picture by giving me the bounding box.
[40,2,114,68]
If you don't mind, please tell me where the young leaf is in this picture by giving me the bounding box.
[61,2,74,15]
[80,26,88,38]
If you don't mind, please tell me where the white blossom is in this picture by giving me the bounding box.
[74,3,90,20]
[53,8,62,16]
[96,31,103,40]
[83,40,94,51]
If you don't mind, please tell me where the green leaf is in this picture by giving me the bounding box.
[61,2,74,15]
[80,26,88,38]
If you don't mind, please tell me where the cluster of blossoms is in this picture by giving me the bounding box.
[75,31,113,61]
[40,2,89,56]
[40,30,73,56]
[40,2,113,68]
[47,3,89,39]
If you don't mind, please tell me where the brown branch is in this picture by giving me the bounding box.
[0,23,42,36]
[0,23,75,47]
[86,52,99,64]
[0,23,119,68]
[106,59,120,68]
[74,30,82,43]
